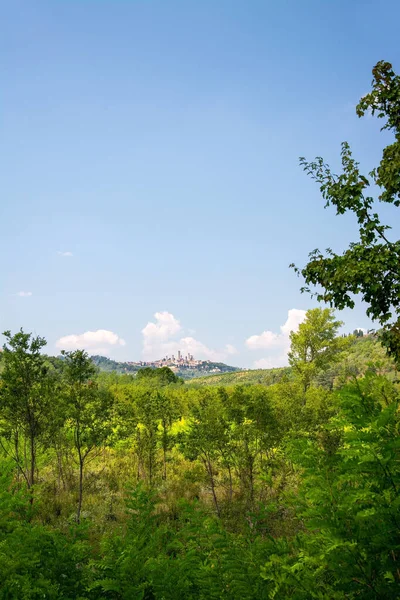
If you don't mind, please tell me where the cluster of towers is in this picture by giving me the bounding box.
[133,351,206,369]
[161,350,195,365]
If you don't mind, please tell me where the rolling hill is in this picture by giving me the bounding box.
[187,334,398,388]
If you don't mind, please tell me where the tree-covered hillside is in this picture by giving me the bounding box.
[189,333,397,387]
[187,366,291,387]
[91,354,142,374]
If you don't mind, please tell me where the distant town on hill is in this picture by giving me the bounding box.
[90,352,241,380]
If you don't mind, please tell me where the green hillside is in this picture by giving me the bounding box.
[91,355,141,374]
[187,366,291,387]
[188,334,398,388]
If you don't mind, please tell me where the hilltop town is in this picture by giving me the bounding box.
[128,350,212,372]
[90,351,240,379]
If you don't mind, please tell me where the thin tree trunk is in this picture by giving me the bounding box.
[148,428,155,487]
[162,421,167,481]
[249,458,254,506]
[14,431,22,489]
[148,448,153,488]
[77,454,84,524]
[57,446,66,492]
[227,463,233,502]
[29,432,35,505]
[23,437,28,485]
[136,430,142,480]
[162,445,167,481]
[204,456,220,517]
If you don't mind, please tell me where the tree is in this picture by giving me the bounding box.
[291,61,400,362]
[154,390,181,481]
[353,328,364,337]
[62,350,113,523]
[221,386,279,509]
[180,390,228,516]
[0,330,53,501]
[136,366,183,386]
[134,389,160,487]
[288,308,347,392]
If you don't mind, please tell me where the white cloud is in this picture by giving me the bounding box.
[17,291,32,297]
[280,309,308,337]
[142,311,182,343]
[246,330,280,350]
[56,329,126,355]
[246,309,306,350]
[177,337,221,361]
[225,344,238,355]
[246,309,307,369]
[57,251,73,257]
[141,311,234,362]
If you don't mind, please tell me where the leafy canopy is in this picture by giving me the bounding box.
[291,61,400,361]
[288,308,347,391]
[136,366,183,386]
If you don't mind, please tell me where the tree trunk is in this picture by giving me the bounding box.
[29,432,35,505]
[162,445,167,481]
[57,446,66,492]
[77,455,84,524]
[227,463,233,502]
[162,421,168,481]
[148,449,153,488]
[204,456,220,517]
[249,458,254,506]
[147,428,156,488]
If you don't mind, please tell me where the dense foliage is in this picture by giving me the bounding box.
[189,332,397,388]
[90,356,141,375]
[187,367,292,387]
[292,60,400,362]
[0,309,399,598]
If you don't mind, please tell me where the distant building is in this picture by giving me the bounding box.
[136,352,212,371]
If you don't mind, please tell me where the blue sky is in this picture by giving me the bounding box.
[2,0,399,367]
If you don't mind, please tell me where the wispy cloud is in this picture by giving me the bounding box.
[57,251,73,257]
[16,291,33,297]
